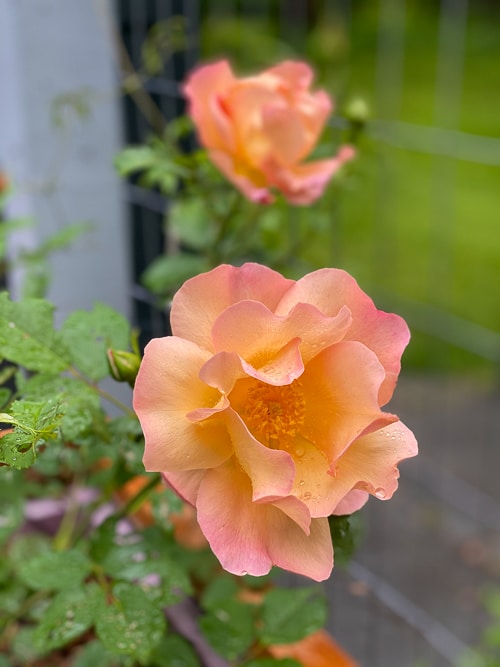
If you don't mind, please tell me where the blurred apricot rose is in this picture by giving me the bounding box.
[116,475,207,550]
[134,263,417,581]
[269,629,358,667]
[184,60,354,204]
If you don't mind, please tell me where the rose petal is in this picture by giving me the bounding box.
[332,488,370,516]
[208,149,274,203]
[170,263,294,351]
[266,61,314,90]
[267,516,333,582]
[336,421,418,501]
[183,60,236,151]
[225,81,280,163]
[276,267,410,404]
[197,462,333,581]
[134,337,232,472]
[295,90,333,158]
[162,470,205,506]
[260,102,308,165]
[224,410,295,502]
[300,341,397,461]
[263,145,355,205]
[211,299,352,372]
[199,351,247,394]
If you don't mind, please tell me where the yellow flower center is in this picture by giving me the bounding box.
[244,380,305,448]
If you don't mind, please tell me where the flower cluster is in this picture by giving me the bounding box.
[134,263,417,581]
[184,60,354,205]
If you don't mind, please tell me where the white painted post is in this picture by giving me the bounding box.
[0,0,130,324]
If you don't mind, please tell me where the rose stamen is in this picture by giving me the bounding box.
[244,380,305,448]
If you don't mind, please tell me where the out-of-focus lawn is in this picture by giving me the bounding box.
[200,1,500,373]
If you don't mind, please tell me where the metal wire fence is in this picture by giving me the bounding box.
[117,1,500,664]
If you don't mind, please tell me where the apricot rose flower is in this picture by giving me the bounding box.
[183,60,355,205]
[133,264,417,581]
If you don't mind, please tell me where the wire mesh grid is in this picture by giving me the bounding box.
[116,1,500,664]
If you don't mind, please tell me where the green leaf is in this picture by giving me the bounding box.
[0,580,28,617]
[114,146,157,176]
[19,373,106,444]
[140,165,179,196]
[0,494,24,543]
[258,587,327,646]
[149,635,201,667]
[169,198,216,250]
[17,548,92,592]
[0,398,64,468]
[101,538,191,606]
[96,582,167,662]
[9,627,44,664]
[60,302,131,381]
[0,469,26,543]
[200,599,255,660]
[0,655,12,667]
[200,576,239,612]
[0,387,11,409]
[0,293,70,372]
[34,583,105,652]
[141,253,210,296]
[328,514,360,567]
[8,533,51,563]
[73,640,116,667]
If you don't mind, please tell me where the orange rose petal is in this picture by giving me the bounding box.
[276,268,410,406]
[183,60,236,150]
[171,263,293,351]
[301,341,395,462]
[135,337,232,472]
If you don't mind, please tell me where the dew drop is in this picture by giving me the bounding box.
[374,488,386,499]
[294,445,306,458]
[298,479,305,486]
[303,491,312,501]
[8,322,15,328]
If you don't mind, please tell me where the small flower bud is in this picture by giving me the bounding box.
[107,348,141,387]
[344,97,370,127]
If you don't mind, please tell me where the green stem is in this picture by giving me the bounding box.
[52,484,82,551]
[115,473,162,520]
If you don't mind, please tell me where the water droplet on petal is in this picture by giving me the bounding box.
[294,445,306,458]
[303,491,312,501]
[299,479,305,486]
[374,488,386,499]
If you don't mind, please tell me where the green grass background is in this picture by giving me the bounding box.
[200,0,500,374]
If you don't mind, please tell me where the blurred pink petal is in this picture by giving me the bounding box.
[197,462,333,581]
